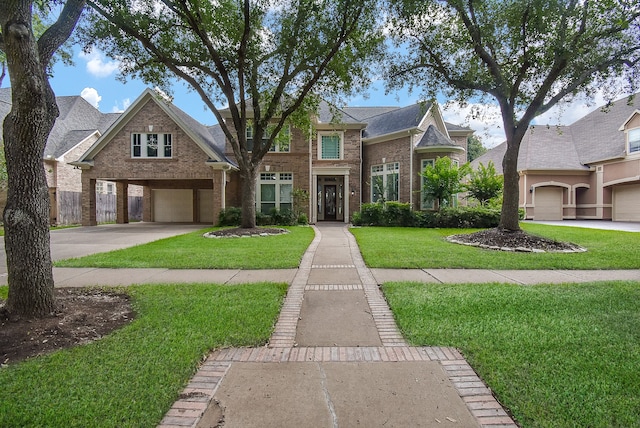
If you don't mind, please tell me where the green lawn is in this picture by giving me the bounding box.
[383,280,640,427]
[351,223,640,269]
[0,282,287,427]
[54,226,315,269]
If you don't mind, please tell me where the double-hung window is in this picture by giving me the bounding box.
[246,123,290,152]
[318,132,343,160]
[258,172,293,213]
[371,162,399,203]
[629,128,640,154]
[420,159,435,209]
[131,133,172,158]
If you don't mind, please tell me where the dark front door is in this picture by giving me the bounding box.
[324,185,337,220]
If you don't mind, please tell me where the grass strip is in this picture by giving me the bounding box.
[0,282,287,427]
[383,280,640,427]
[351,223,640,269]
[54,226,315,269]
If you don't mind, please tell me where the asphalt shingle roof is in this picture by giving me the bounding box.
[362,103,432,138]
[416,125,459,149]
[472,93,640,172]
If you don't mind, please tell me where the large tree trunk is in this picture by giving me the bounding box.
[240,166,258,228]
[2,3,59,317]
[499,134,522,232]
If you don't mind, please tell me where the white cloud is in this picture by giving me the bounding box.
[79,49,120,78]
[111,98,131,113]
[442,102,505,148]
[80,87,102,108]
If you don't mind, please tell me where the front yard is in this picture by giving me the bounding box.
[384,280,640,427]
[351,223,640,269]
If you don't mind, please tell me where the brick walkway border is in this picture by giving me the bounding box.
[158,226,518,428]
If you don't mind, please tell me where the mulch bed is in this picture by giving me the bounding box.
[448,228,586,252]
[203,227,288,238]
[0,288,133,366]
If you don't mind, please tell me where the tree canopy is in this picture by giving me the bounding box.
[82,0,385,227]
[388,0,640,230]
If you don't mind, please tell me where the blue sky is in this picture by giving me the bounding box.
[2,46,612,148]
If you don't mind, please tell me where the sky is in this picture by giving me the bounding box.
[1,46,615,148]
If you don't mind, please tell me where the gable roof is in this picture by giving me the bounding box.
[75,88,233,167]
[571,94,640,164]
[0,87,120,159]
[472,93,640,173]
[361,103,433,139]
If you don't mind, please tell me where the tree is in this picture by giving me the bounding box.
[467,160,502,206]
[81,0,384,228]
[388,0,640,231]
[0,0,86,317]
[421,156,470,210]
[467,134,486,162]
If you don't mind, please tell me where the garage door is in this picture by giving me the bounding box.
[198,189,214,223]
[613,184,640,221]
[534,187,563,221]
[153,189,193,222]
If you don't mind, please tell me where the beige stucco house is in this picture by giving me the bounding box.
[473,94,640,222]
[72,88,473,225]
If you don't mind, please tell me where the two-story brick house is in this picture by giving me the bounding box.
[72,88,472,225]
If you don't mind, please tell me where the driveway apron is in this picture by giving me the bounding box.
[160,224,516,428]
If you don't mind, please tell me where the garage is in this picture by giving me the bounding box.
[198,189,214,223]
[612,184,640,221]
[533,187,563,221]
[153,189,193,222]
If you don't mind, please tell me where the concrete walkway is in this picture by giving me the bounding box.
[158,224,517,428]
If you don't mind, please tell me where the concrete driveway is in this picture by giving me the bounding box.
[0,223,207,277]
[524,220,640,232]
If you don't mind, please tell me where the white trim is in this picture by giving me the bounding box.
[317,131,344,160]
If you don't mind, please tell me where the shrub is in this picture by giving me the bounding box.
[218,207,242,226]
[382,202,415,227]
[269,208,297,226]
[427,207,501,228]
[357,202,385,226]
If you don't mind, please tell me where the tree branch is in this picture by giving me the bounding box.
[38,0,85,65]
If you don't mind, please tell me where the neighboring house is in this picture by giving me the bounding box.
[0,88,141,224]
[72,88,473,225]
[472,94,640,221]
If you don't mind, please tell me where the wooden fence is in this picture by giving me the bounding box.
[57,191,143,225]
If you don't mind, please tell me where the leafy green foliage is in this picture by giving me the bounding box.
[387,0,640,230]
[0,282,286,427]
[416,207,500,228]
[82,0,385,227]
[384,281,640,427]
[466,135,487,162]
[420,156,470,210]
[466,160,503,205]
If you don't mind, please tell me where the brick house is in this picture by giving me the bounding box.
[472,94,640,221]
[0,88,138,224]
[72,88,472,225]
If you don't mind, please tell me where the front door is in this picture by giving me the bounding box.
[324,185,337,220]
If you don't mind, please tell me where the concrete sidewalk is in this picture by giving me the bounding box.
[159,224,516,428]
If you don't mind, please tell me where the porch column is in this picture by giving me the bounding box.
[81,176,97,226]
[143,185,152,222]
[211,169,226,226]
[116,180,129,224]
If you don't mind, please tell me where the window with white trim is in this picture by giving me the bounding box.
[246,123,290,152]
[420,159,434,209]
[371,162,399,202]
[318,132,343,160]
[628,128,640,154]
[258,172,293,213]
[131,133,172,158]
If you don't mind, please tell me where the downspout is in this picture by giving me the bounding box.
[409,130,414,210]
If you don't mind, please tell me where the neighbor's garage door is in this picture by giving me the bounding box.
[534,187,563,221]
[153,189,193,222]
[613,184,640,221]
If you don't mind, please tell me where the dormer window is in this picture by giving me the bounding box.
[629,128,640,154]
[132,133,172,158]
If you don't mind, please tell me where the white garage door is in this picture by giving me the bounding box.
[613,184,640,221]
[198,189,214,223]
[153,189,193,222]
[534,187,563,221]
